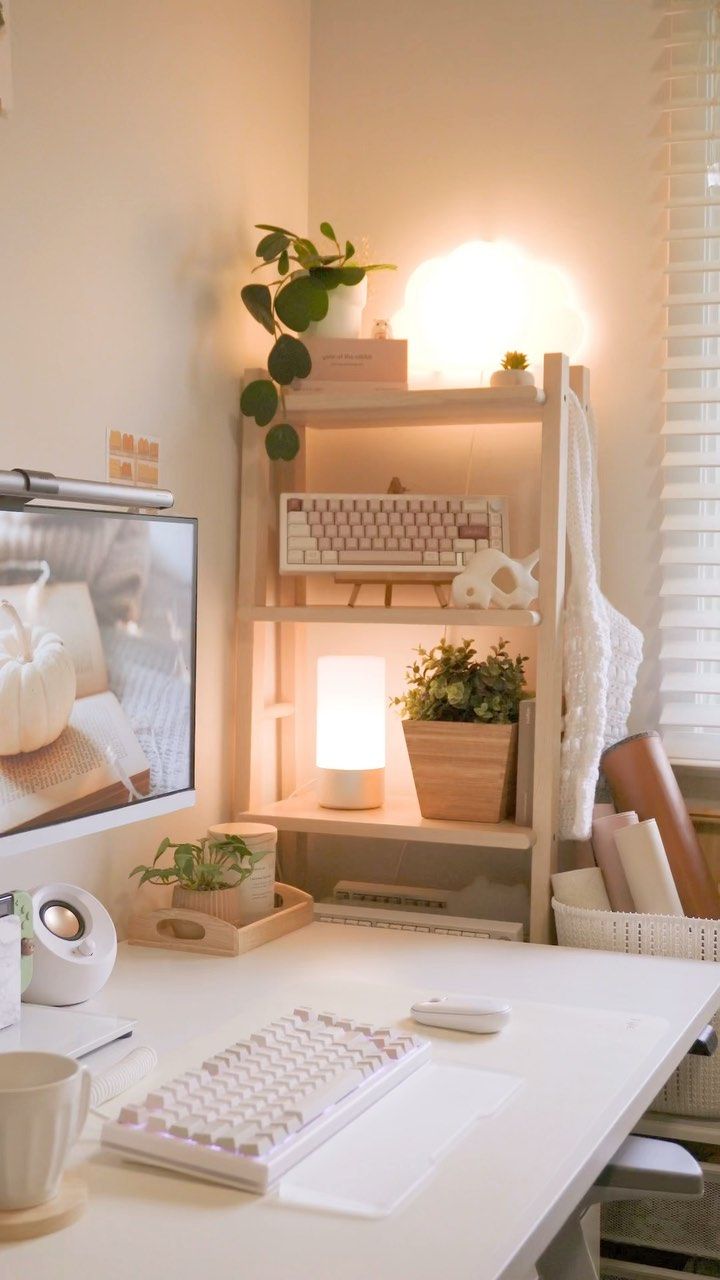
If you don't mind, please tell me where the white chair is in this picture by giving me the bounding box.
[536,1135,703,1280]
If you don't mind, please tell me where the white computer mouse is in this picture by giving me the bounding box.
[411,994,511,1034]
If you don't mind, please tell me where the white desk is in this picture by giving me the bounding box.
[6,924,720,1280]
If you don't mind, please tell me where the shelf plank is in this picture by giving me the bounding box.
[239,605,541,627]
[239,795,535,850]
[282,384,546,429]
[635,1111,720,1144]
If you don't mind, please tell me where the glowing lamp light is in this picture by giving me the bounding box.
[316,656,386,810]
[392,240,586,386]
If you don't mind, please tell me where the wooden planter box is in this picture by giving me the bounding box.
[402,720,519,824]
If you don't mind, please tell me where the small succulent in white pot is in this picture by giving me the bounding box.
[490,351,535,388]
[130,835,267,934]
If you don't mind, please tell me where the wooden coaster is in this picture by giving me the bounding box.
[0,1175,87,1241]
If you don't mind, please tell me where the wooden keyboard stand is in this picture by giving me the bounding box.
[334,573,453,608]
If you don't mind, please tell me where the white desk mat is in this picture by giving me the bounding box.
[273,1061,522,1218]
[90,986,669,1221]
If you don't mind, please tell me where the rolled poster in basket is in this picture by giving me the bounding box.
[551,868,611,912]
[614,819,684,917]
[591,811,638,913]
[601,731,720,920]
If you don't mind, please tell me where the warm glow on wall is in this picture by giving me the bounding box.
[392,240,586,386]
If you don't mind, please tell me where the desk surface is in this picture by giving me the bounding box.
[6,924,720,1280]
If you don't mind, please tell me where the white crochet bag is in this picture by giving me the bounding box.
[559,395,644,840]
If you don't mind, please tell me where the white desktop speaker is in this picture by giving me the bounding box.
[23,883,117,1006]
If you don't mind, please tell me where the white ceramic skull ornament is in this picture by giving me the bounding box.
[450,548,540,610]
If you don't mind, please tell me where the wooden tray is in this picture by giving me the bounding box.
[127,883,314,957]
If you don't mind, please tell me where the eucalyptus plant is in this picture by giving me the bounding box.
[392,637,528,725]
[240,222,395,460]
[129,834,264,892]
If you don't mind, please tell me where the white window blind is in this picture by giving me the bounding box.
[662,0,720,762]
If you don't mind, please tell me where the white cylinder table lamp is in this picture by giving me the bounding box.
[316,656,386,809]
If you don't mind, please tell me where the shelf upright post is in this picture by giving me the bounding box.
[274,426,309,885]
[529,353,571,943]
[234,375,273,813]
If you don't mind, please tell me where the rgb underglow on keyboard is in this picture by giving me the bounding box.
[101,1006,430,1193]
[280,493,508,573]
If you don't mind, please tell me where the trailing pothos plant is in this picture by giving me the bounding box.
[129,834,264,892]
[240,222,395,461]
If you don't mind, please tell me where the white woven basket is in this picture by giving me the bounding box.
[553,898,720,1117]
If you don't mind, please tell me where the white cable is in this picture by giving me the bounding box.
[392,841,408,884]
[105,745,144,802]
[90,1045,158,1111]
[285,775,319,801]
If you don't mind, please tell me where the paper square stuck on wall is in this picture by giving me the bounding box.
[107,428,160,489]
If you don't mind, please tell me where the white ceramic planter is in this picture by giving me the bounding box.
[308,277,368,339]
[207,823,277,925]
[171,884,243,938]
[489,368,535,388]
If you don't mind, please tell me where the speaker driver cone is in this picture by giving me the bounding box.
[40,901,85,941]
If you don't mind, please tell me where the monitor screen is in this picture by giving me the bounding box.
[0,506,197,856]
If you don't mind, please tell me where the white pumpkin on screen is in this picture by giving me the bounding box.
[0,600,77,756]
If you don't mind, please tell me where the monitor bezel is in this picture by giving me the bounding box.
[0,504,198,859]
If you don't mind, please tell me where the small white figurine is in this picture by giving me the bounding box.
[451,548,540,610]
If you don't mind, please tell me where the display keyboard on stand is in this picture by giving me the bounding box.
[279,492,509,574]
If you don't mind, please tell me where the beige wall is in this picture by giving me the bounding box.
[0,0,310,919]
[309,0,661,728]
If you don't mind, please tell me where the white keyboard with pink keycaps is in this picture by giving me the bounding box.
[101,1006,430,1193]
[280,492,509,574]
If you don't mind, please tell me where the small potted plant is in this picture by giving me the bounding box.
[130,834,266,936]
[392,637,527,824]
[490,351,535,388]
[240,221,395,460]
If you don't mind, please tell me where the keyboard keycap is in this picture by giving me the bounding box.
[339,550,423,565]
[291,1071,365,1126]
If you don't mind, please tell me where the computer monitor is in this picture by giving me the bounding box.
[0,505,197,857]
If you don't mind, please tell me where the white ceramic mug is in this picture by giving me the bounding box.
[0,1052,91,1210]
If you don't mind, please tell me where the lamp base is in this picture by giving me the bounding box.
[317,768,384,810]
